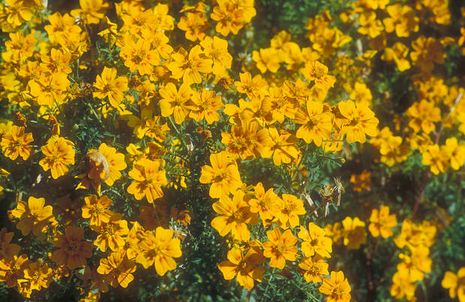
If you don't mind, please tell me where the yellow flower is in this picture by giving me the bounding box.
[178,11,207,42]
[299,257,329,283]
[368,206,397,238]
[319,271,351,302]
[10,196,54,237]
[1,125,33,160]
[211,190,256,242]
[390,270,416,300]
[442,267,465,301]
[167,45,212,85]
[357,11,384,38]
[127,158,167,203]
[221,118,271,160]
[120,37,159,75]
[234,72,267,98]
[82,195,113,226]
[383,4,419,37]
[92,214,129,252]
[342,217,367,249]
[298,222,332,258]
[211,0,256,36]
[382,42,411,71]
[28,73,70,107]
[378,134,410,167]
[276,194,306,229]
[294,100,333,146]
[135,227,182,276]
[200,36,233,77]
[337,100,379,144]
[39,136,75,179]
[421,144,448,175]
[199,151,242,198]
[443,137,465,170]
[93,67,129,109]
[159,82,193,125]
[21,260,53,298]
[218,243,264,290]
[252,48,280,73]
[248,182,281,225]
[397,245,432,282]
[51,226,93,270]
[263,128,300,165]
[263,228,297,269]
[394,219,436,249]
[97,250,136,288]
[189,89,224,124]
[71,0,109,25]
[406,100,441,134]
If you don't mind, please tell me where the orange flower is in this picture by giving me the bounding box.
[51,226,93,269]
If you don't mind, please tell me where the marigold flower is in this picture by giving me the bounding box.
[0,125,33,160]
[10,196,53,237]
[167,45,212,85]
[397,245,432,282]
[39,135,75,179]
[390,270,416,301]
[0,228,20,260]
[298,222,332,258]
[406,100,441,134]
[368,206,397,238]
[159,82,193,125]
[337,100,379,144]
[200,36,232,77]
[120,37,159,75]
[341,217,366,250]
[295,100,333,146]
[97,250,136,288]
[199,151,242,198]
[319,271,351,302]
[82,195,113,226]
[51,226,93,270]
[276,194,306,229]
[218,243,264,290]
[442,267,465,301]
[211,0,256,36]
[421,144,448,175]
[93,67,129,109]
[71,0,109,25]
[92,215,129,252]
[211,190,256,241]
[248,182,281,225]
[127,158,167,203]
[299,257,329,283]
[442,137,465,170]
[21,261,53,298]
[135,227,182,276]
[252,48,280,73]
[189,89,224,124]
[0,254,28,288]
[383,4,419,38]
[263,228,297,269]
